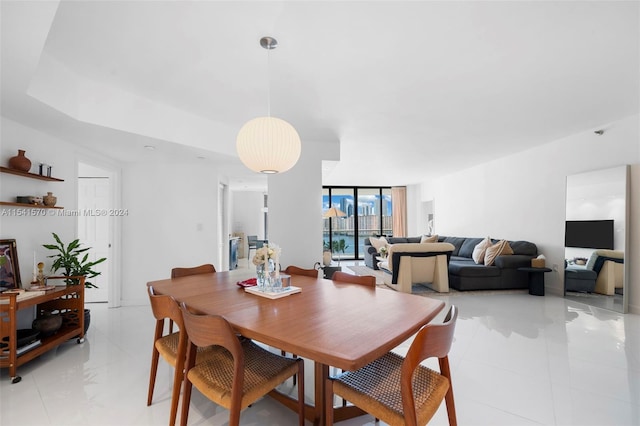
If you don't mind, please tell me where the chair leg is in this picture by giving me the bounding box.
[169,358,185,426]
[168,319,174,334]
[324,377,334,426]
[296,359,305,426]
[179,377,193,426]
[282,351,299,386]
[292,354,298,386]
[147,347,160,406]
[439,356,457,426]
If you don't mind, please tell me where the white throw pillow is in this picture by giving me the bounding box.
[472,236,492,264]
[369,236,388,252]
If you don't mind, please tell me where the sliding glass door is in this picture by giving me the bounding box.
[323,186,392,260]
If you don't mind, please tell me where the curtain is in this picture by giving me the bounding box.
[391,186,407,237]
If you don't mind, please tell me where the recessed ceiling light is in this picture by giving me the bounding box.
[197,156,206,160]
[144,145,156,150]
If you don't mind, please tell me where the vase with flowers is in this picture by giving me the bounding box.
[252,243,281,290]
[379,246,388,258]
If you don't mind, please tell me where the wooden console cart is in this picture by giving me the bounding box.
[0,276,85,383]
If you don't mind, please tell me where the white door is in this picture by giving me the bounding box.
[78,177,110,303]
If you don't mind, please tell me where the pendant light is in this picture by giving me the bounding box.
[236,37,301,174]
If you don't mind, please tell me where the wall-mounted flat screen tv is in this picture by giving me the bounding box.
[564,219,614,249]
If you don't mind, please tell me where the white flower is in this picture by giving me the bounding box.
[252,243,281,266]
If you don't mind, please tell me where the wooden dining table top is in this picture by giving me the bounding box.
[147,270,445,372]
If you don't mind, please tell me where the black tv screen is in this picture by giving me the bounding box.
[565,220,614,249]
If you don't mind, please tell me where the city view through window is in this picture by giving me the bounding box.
[323,187,392,260]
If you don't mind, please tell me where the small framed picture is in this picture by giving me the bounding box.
[0,239,22,290]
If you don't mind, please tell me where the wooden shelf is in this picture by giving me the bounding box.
[0,166,64,182]
[0,202,63,209]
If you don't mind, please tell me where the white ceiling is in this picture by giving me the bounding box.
[1,1,638,191]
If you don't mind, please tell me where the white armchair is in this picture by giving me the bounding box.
[378,242,455,293]
[586,250,624,296]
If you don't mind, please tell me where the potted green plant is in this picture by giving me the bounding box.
[332,238,349,265]
[43,232,107,334]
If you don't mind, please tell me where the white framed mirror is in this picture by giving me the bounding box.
[564,165,630,313]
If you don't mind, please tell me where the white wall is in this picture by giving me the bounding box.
[121,162,218,305]
[268,140,339,270]
[1,118,80,284]
[411,114,640,313]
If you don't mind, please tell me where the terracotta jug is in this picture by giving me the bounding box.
[8,149,32,172]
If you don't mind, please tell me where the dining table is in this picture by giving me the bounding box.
[147,270,445,425]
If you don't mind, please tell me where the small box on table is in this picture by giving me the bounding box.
[531,258,545,268]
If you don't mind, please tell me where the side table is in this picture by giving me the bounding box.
[519,267,552,296]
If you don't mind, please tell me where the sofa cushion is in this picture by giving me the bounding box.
[471,237,491,264]
[458,237,483,259]
[485,240,513,266]
[509,240,538,256]
[387,237,410,244]
[369,236,388,252]
[441,237,466,256]
[448,259,501,277]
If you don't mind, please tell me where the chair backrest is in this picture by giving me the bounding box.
[247,235,258,247]
[147,285,183,326]
[332,271,376,287]
[171,264,216,279]
[179,303,245,403]
[284,265,318,278]
[400,305,458,422]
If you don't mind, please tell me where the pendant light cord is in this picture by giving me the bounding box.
[267,46,271,117]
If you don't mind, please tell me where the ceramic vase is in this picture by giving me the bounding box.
[8,149,32,172]
[323,250,332,266]
[43,192,57,207]
[32,312,62,338]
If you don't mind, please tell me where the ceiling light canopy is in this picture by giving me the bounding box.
[236,37,301,174]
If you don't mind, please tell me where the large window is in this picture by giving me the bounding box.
[323,187,392,260]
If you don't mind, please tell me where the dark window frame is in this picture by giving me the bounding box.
[323,186,392,260]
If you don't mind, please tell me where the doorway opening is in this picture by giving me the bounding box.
[77,162,116,305]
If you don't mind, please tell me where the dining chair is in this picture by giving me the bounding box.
[178,302,305,426]
[330,269,377,404]
[325,305,459,426]
[247,235,258,258]
[280,264,318,384]
[283,265,318,278]
[146,285,221,426]
[168,264,216,333]
[171,263,216,279]
[332,270,376,287]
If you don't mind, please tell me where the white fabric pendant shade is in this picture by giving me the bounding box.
[236,116,302,174]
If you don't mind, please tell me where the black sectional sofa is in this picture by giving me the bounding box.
[438,236,538,291]
[365,235,538,291]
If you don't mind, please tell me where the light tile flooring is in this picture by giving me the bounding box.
[2,263,639,425]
